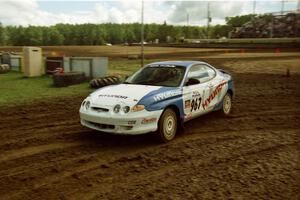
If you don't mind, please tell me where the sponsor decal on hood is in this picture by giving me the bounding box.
[98,94,128,99]
[89,84,161,106]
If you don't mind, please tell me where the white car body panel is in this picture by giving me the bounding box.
[79,61,234,135]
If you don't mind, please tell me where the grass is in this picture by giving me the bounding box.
[108,59,157,76]
[0,59,159,106]
[0,71,92,106]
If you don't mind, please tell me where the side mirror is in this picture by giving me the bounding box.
[185,78,200,86]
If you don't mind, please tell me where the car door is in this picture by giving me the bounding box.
[182,65,212,121]
[200,65,225,111]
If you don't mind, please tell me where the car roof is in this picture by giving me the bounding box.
[148,61,207,68]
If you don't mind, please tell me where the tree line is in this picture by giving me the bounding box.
[0,14,255,46]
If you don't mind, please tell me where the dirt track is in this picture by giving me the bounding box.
[0,56,300,199]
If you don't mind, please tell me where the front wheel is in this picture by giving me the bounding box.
[220,92,232,116]
[157,108,177,143]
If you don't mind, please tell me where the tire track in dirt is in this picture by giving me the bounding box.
[5,128,298,199]
[0,142,83,163]
[64,130,299,200]
[0,60,299,199]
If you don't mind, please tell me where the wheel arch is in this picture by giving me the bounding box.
[162,104,184,129]
[227,89,233,97]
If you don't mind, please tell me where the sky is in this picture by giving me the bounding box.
[0,0,299,26]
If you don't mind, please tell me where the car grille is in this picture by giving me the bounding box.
[87,121,115,129]
[91,106,109,112]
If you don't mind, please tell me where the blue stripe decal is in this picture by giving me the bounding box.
[138,87,185,121]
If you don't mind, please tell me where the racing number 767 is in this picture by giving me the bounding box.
[191,97,202,112]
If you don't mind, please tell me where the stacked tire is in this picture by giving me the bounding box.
[0,64,10,74]
[53,72,86,87]
[90,76,121,89]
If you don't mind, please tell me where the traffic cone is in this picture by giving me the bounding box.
[240,49,245,54]
[275,48,280,53]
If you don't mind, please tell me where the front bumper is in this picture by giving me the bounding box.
[79,108,163,135]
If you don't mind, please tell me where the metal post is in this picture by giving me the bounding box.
[207,2,210,39]
[270,16,274,38]
[187,13,189,26]
[281,0,284,14]
[89,59,93,78]
[141,0,144,68]
[70,58,73,71]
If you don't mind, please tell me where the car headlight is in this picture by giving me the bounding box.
[113,104,121,113]
[132,105,145,112]
[123,106,130,113]
[85,101,90,110]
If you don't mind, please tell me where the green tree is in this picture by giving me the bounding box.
[225,14,256,27]
[0,23,6,45]
[43,27,64,45]
[210,25,231,38]
[23,26,43,45]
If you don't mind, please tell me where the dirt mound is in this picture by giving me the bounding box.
[0,61,299,199]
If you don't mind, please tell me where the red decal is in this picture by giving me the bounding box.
[202,81,227,109]
[141,118,157,124]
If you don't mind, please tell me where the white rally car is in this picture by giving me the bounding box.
[80,61,234,142]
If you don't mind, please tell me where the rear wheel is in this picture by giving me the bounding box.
[157,108,177,143]
[220,92,232,116]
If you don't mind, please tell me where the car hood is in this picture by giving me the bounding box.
[89,84,161,107]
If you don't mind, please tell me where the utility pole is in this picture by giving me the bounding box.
[141,0,144,67]
[253,0,256,14]
[187,13,189,26]
[207,2,211,39]
[281,0,285,15]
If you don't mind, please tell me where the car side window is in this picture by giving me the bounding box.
[187,64,215,84]
[205,65,216,79]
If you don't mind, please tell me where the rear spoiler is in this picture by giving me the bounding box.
[218,69,230,74]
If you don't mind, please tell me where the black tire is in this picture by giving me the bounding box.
[53,71,86,87]
[89,76,121,89]
[157,108,178,143]
[219,92,232,116]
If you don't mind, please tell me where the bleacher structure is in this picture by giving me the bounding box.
[230,11,300,38]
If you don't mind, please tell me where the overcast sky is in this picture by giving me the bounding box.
[0,0,299,26]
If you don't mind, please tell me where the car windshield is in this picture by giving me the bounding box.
[125,66,186,87]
